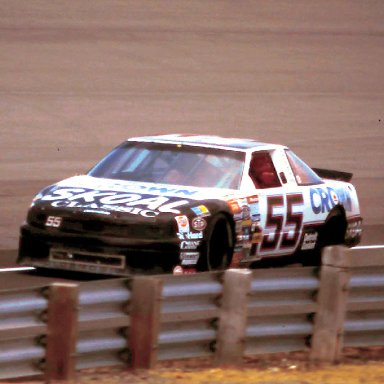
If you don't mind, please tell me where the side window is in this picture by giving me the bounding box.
[249,152,281,189]
[285,150,323,186]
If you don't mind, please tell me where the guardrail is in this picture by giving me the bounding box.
[0,286,47,379]
[0,245,383,381]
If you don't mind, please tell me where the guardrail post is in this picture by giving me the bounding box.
[45,283,79,382]
[129,276,163,369]
[310,246,352,363]
[215,269,252,366]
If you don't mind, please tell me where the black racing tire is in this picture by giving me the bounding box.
[197,214,234,272]
[303,211,347,266]
[319,213,347,247]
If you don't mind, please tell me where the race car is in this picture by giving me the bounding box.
[18,134,362,275]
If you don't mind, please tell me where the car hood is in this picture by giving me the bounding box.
[32,175,238,218]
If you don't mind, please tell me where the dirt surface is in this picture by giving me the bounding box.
[0,1,384,382]
[6,349,384,384]
[72,348,384,384]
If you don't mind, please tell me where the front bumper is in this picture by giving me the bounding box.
[18,223,180,275]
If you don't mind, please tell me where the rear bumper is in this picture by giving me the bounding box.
[18,224,180,275]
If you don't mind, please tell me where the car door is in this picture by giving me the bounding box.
[246,149,306,259]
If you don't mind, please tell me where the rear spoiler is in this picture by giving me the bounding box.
[312,168,353,182]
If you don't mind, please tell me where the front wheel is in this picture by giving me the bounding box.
[197,214,234,272]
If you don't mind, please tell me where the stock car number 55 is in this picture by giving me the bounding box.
[18,134,362,275]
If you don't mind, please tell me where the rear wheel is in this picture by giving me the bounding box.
[319,212,347,247]
[303,211,347,266]
[197,214,234,271]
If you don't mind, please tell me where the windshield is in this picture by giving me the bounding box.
[89,141,245,189]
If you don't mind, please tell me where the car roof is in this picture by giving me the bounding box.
[128,134,286,152]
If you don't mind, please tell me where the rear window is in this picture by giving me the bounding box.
[285,150,323,186]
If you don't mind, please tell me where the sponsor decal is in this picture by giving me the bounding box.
[242,205,251,220]
[192,217,207,231]
[83,209,111,215]
[301,232,318,250]
[336,187,353,211]
[230,196,262,253]
[40,187,189,216]
[181,241,201,250]
[237,234,252,242]
[252,230,262,244]
[241,204,252,242]
[175,216,190,233]
[191,205,210,217]
[183,268,197,274]
[246,195,259,204]
[229,196,260,223]
[310,186,352,214]
[177,231,204,240]
[180,252,200,265]
[143,185,197,197]
[173,265,184,275]
[173,265,196,274]
[227,199,241,214]
[346,219,362,240]
[45,216,62,228]
[58,176,199,198]
[242,219,252,231]
[260,193,304,252]
[249,202,260,222]
[330,190,339,205]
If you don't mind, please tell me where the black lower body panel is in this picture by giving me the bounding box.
[18,224,180,275]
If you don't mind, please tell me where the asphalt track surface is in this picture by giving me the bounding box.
[0,2,383,287]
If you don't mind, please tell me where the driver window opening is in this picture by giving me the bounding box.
[249,152,281,189]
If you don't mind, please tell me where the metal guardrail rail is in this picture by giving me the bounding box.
[0,286,47,380]
[0,246,383,381]
[159,272,222,360]
[344,248,384,348]
[76,278,132,370]
[246,266,319,355]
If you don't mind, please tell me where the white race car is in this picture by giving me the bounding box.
[18,134,362,274]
